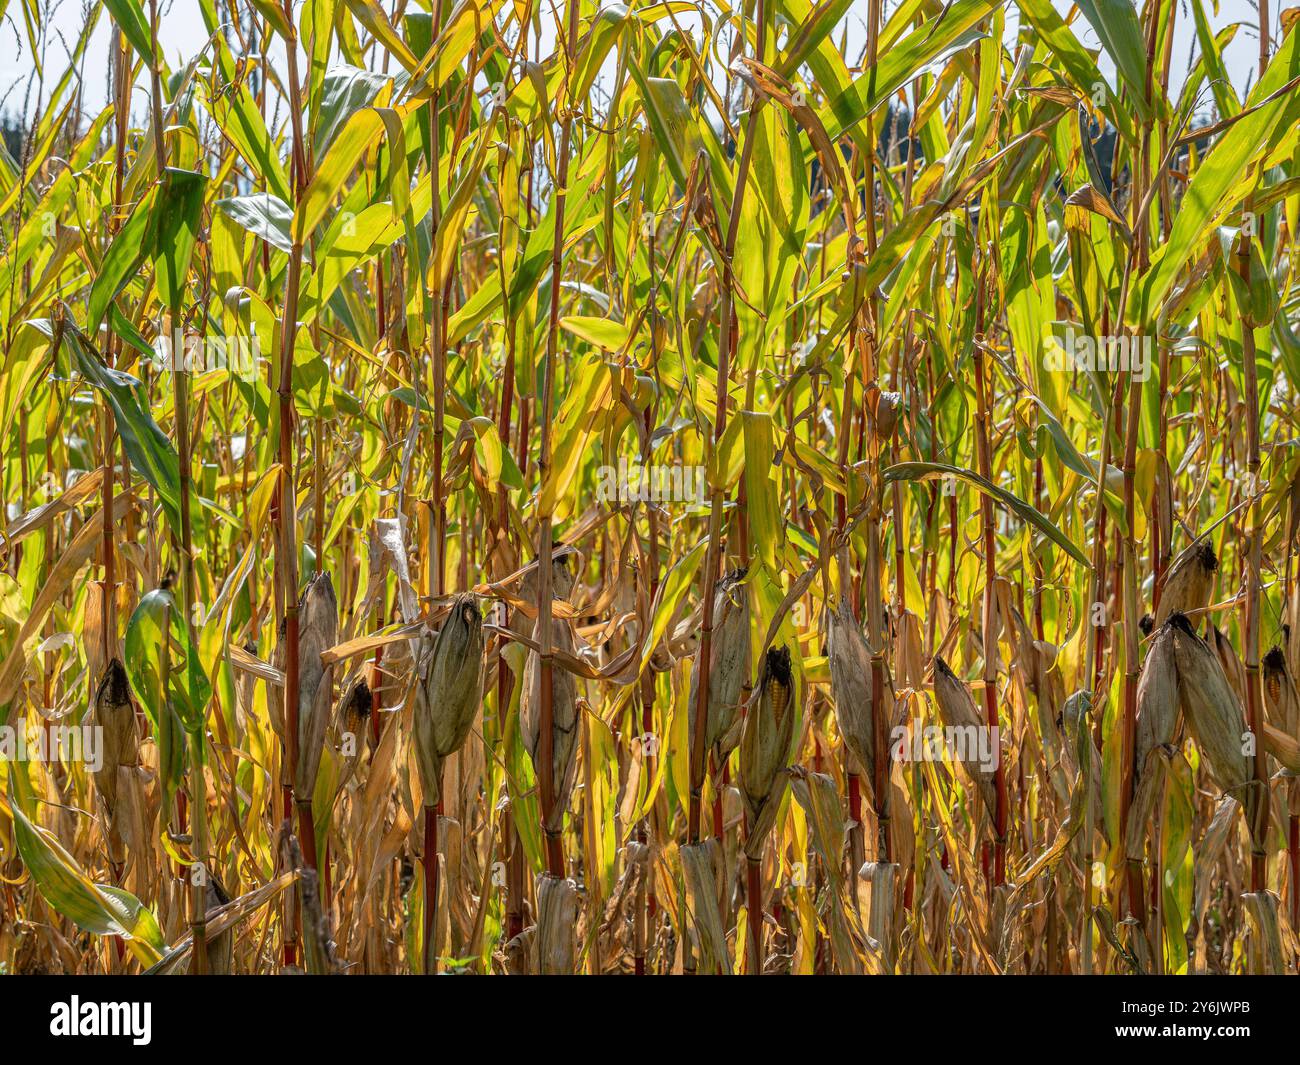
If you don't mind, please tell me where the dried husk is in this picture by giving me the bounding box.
[893,607,926,690]
[681,839,730,974]
[82,582,107,689]
[1290,581,1300,684]
[521,616,581,833]
[1243,891,1286,975]
[113,764,149,870]
[739,646,795,858]
[534,873,579,974]
[268,635,287,747]
[872,390,901,439]
[1127,623,1182,858]
[198,874,233,975]
[91,658,138,824]
[858,860,899,967]
[413,593,485,807]
[1168,613,1259,837]
[1192,795,1240,957]
[436,813,468,952]
[788,767,870,974]
[1061,689,1093,778]
[293,572,338,799]
[1125,755,1171,860]
[1210,623,1246,703]
[827,595,873,776]
[687,568,750,766]
[931,656,999,821]
[1135,622,1179,781]
[1263,723,1300,774]
[1262,647,1300,811]
[519,544,580,605]
[1153,540,1217,629]
[1055,688,1107,847]
[234,640,259,739]
[501,927,534,975]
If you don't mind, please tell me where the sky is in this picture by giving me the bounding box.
[0,0,1276,127]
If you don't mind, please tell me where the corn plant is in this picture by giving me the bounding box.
[1,0,1299,977]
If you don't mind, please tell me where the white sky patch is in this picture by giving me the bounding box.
[0,0,1273,128]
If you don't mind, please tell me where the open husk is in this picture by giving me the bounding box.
[339,676,372,741]
[519,544,580,606]
[740,646,795,859]
[1263,646,1299,735]
[413,593,485,807]
[90,658,138,833]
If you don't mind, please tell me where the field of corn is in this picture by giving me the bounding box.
[1,0,1299,978]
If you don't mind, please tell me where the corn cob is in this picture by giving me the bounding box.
[740,646,795,859]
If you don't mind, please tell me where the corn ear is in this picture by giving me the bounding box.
[1263,646,1299,735]
[931,656,998,823]
[335,677,372,791]
[293,571,338,800]
[339,676,372,740]
[91,658,138,827]
[1125,622,1183,859]
[535,874,579,974]
[196,874,233,975]
[740,646,795,858]
[872,390,901,440]
[1134,622,1179,783]
[521,616,581,833]
[413,593,485,807]
[1168,613,1260,840]
[681,839,730,974]
[1153,540,1217,629]
[1262,647,1300,801]
[687,568,750,766]
[827,595,873,777]
[520,544,580,605]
